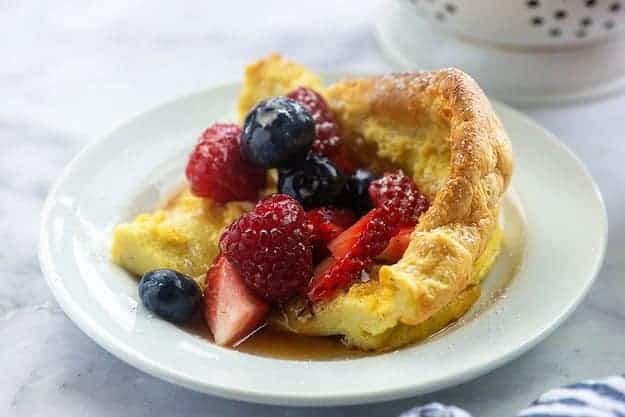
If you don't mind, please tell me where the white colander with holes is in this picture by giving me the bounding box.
[375,0,625,104]
[406,0,624,47]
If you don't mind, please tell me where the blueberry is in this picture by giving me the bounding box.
[343,168,379,214]
[138,269,201,324]
[278,154,346,209]
[241,97,315,168]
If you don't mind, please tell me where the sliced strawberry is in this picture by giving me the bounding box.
[307,213,343,247]
[204,256,269,346]
[327,210,377,259]
[308,174,430,303]
[309,256,338,298]
[307,207,357,247]
[323,207,358,229]
[309,209,395,302]
[376,227,413,263]
[308,256,369,302]
[311,256,337,282]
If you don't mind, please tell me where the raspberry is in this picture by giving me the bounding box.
[185,123,266,203]
[369,171,430,228]
[287,87,342,157]
[219,194,313,304]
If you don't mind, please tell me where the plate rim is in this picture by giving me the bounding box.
[38,79,608,406]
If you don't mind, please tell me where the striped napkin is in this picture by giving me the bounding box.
[400,375,625,417]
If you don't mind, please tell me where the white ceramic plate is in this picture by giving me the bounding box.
[39,78,607,406]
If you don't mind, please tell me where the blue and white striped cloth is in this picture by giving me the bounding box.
[400,402,473,417]
[401,375,625,417]
[519,376,625,417]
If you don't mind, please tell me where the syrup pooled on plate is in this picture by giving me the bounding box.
[235,326,373,361]
[186,316,372,361]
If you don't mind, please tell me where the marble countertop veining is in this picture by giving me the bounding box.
[1,1,624,416]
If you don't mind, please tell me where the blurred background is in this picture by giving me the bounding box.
[1,1,624,417]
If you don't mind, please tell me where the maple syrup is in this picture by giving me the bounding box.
[186,317,373,361]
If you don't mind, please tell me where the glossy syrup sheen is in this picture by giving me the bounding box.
[236,326,374,360]
[186,317,373,361]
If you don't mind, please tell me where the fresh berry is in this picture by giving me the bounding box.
[138,269,201,324]
[328,150,355,174]
[278,154,346,209]
[287,87,342,157]
[327,210,378,259]
[219,194,313,304]
[309,208,395,301]
[312,256,338,280]
[343,168,379,214]
[376,227,413,263]
[309,173,429,302]
[204,256,269,346]
[316,207,358,229]
[309,255,370,302]
[369,171,429,228]
[332,209,392,259]
[241,97,315,168]
[309,256,337,290]
[307,211,343,246]
[307,207,357,245]
[186,123,266,203]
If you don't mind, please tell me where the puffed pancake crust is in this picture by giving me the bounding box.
[238,54,513,350]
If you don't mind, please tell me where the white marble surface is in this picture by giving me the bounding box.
[1,1,624,416]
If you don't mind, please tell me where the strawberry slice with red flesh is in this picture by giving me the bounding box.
[307,207,357,247]
[309,256,338,297]
[323,207,358,229]
[327,210,377,259]
[376,227,413,263]
[308,256,370,302]
[309,172,429,302]
[310,256,338,286]
[308,208,394,302]
[204,256,269,346]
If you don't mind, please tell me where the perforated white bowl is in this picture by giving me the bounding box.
[376,0,625,104]
[401,0,625,48]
